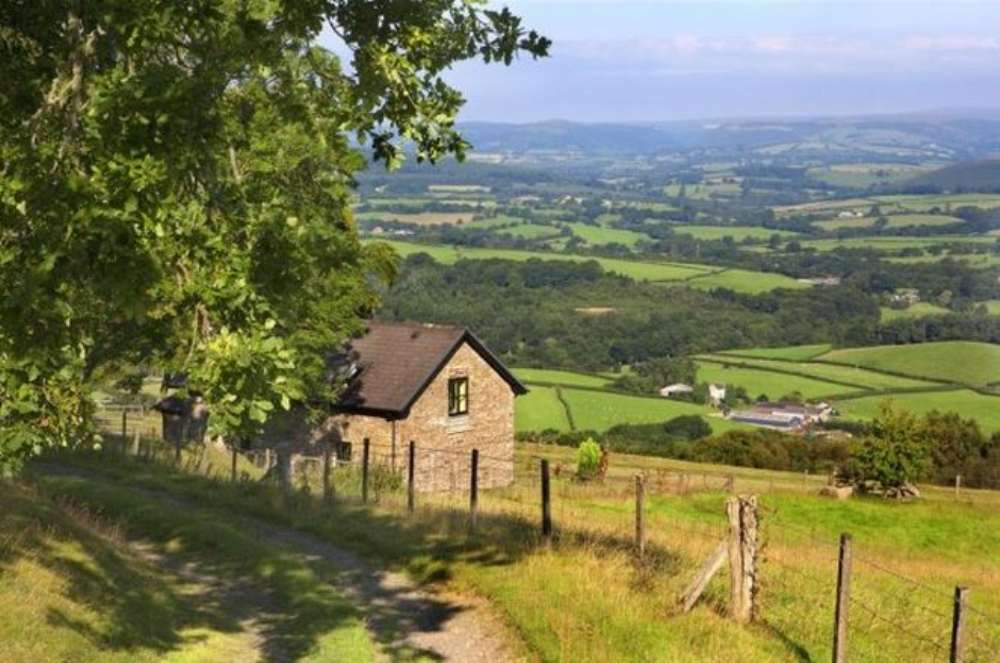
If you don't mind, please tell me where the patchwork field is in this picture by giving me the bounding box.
[797,235,997,252]
[375,240,809,294]
[356,210,477,225]
[821,341,1000,388]
[513,368,612,388]
[564,222,649,247]
[814,214,962,231]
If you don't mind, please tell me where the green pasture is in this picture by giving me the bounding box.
[879,303,951,321]
[695,361,852,400]
[836,390,1000,433]
[564,222,649,247]
[355,210,477,225]
[717,343,833,361]
[798,236,996,252]
[499,223,563,240]
[559,388,736,434]
[513,368,612,389]
[821,341,1000,388]
[514,386,571,432]
[698,355,940,390]
[670,225,799,241]
[685,269,808,294]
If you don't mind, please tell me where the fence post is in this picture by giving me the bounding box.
[121,409,128,451]
[541,458,552,541]
[832,533,853,663]
[230,445,238,483]
[407,441,416,513]
[955,475,962,500]
[950,586,968,663]
[323,442,334,503]
[726,495,758,623]
[361,439,370,504]
[470,449,479,529]
[635,474,646,558]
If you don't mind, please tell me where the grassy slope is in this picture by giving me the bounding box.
[717,344,833,361]
[564,222,649,247]
[695,361,852,400]
[879,303,951,321]
[514,368,612,388]
[836,390,1000,432]
[685,269,808,294]
[46,447,1000,663]
[515,386,571,432]
[0,482,264,663]
[558,388,740,434]
[670,225,798,241]
[22,470,374,663]
[820,341,1000,387]
[698,355,938,390]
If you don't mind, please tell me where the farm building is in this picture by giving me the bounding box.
[727,401,832,431]
[660,383,694,398]
[257,321,527,491]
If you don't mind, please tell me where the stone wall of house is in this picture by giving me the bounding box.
[394,342,515,491]
[256,341,516,492]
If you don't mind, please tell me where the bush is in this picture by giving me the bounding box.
[849,400,930,493]
[576,437,602,480]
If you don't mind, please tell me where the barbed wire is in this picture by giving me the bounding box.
[849,593,950,655]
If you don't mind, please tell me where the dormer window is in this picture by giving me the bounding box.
[448,377,469,416]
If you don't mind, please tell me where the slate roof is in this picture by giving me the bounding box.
[334,321,527,418]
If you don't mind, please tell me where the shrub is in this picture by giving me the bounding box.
[576,437,602,480]
[849,400,930,493]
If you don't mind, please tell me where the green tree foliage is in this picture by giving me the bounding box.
[0,2,548,472]
[851,400,930,491]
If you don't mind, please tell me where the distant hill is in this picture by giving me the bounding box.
[902,159,1000,193]
[456,112,1000,159]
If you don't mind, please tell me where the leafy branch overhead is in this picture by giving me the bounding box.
[0,1,549,472]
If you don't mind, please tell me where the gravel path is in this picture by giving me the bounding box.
[36,462,521,662]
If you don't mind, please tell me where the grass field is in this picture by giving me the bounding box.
[36,444,1000,663]
[984,301,1000,315]
[814,214,962,231]
[797,235,997,252]
[717,343,833,361]
[559,388,739,434]
[685,269,809,294]
[564,222,649,247]
[820,341,1000,388]
[837,390,1000,432]
[806,163,933,188]
[498,223,563,240]
[514,368,612,388]
[356,210,477,225]
[776,192,1000,216]
[669,225,799,241]
[880,303,951,321]
[698,354,940,390]
[696,361,852,400]
[514,385,571,432]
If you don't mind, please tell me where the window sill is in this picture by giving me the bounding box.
[447,415,471,433]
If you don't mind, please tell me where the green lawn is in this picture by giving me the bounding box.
[698,355,940,390]
[880,303,951,321]
[717,343,833,361]
[836,390,1000,433]
[820,341,1000,387]
[696,361,852,400]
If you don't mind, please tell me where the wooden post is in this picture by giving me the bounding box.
[121,409,128,450]
[230,445,238,483]
[540,459,552,540]
[469,449,479,529]
[832,533,853,663]
[131,425,140,457]
[726,495,758,623]
[950,586,968,663]
[407,441,416,513]
[955,475,962,500]
[323,442,334,503]
[680,541,729,613]
[635,474,646,558]
[361,439,370,503]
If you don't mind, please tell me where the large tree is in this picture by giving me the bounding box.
[0,1,549,473]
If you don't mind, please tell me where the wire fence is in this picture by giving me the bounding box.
[90,430,1000,662]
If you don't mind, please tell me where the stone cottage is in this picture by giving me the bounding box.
[259,321,527,491]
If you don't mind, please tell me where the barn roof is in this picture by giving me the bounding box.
[334,321,527,418]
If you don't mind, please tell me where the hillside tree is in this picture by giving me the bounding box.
[0,1,549,473]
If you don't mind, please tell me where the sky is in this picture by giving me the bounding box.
[429,1,1000,123]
